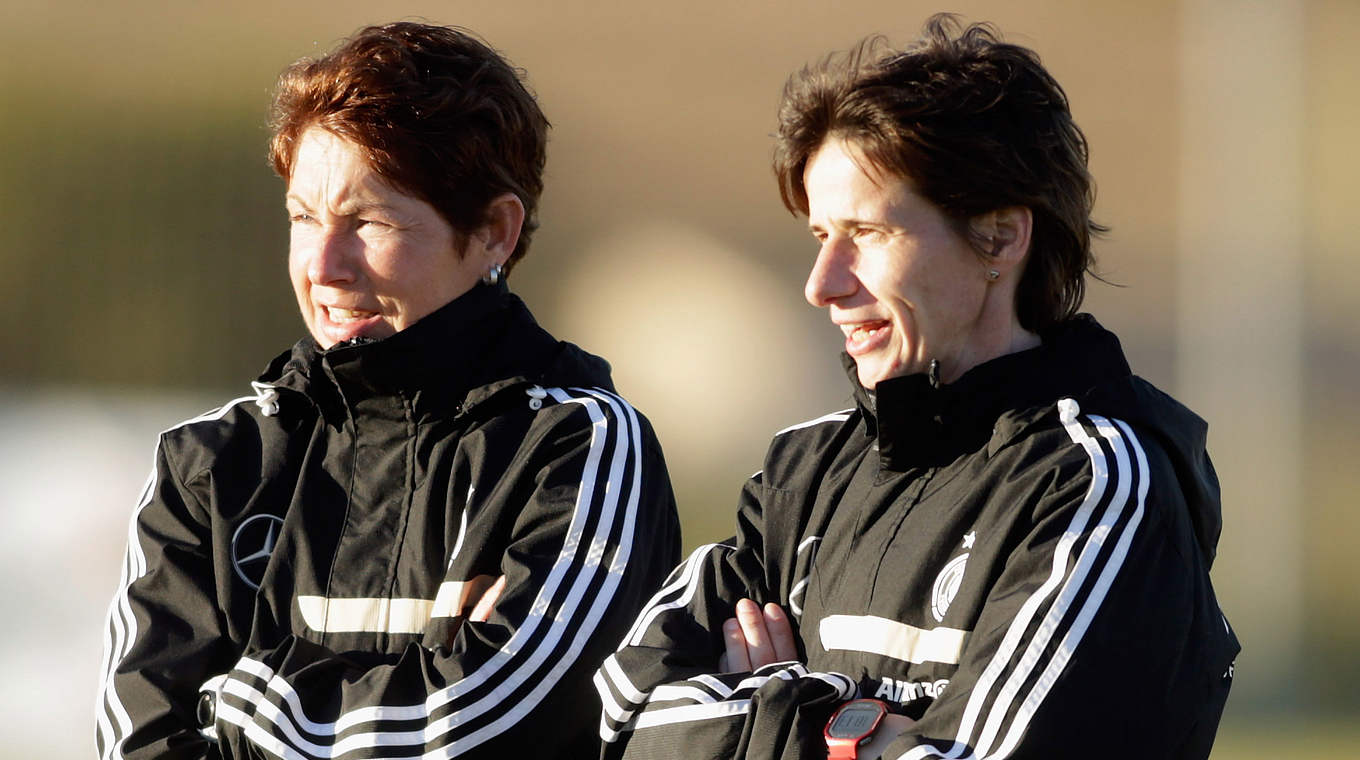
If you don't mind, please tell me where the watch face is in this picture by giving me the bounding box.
[827,702,885,739]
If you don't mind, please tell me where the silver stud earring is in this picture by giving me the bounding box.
[986,269,1000,281]
[482,263,502,286]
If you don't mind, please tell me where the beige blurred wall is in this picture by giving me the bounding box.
[3,2,1359,753]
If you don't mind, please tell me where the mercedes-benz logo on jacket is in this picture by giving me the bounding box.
[230,514,284,590]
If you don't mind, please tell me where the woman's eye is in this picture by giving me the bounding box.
[288,213,314,224]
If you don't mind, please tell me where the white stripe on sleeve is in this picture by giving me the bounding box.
[96,391,268,760]
[903,400,1150,760]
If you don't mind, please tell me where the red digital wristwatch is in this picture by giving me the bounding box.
[823,698,889,760]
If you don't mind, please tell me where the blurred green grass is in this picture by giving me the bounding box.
[1212,719,1360,759]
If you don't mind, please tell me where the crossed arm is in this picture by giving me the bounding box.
[718,599,915,759]
[468,571,787,670]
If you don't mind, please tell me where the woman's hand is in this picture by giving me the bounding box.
[859,714,917,759]
[717,598,799,671]
[468,575,507,622]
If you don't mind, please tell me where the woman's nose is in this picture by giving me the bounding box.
[804,238,856,307]
[305,226,358,285]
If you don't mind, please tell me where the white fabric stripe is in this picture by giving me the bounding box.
[600,713,622,744]
[622,542,732,647]
[96,504,142,760]
[775,409,853,436]
[649,683,721,704]
[629,699,752,731]
[691,673,734,696]
[789,579,811,617]
[294,578,493,633]
[597,644,727,731]
[429,577,494,619]
[434,387,646,757]
[621,664,845,736]
[606,665,801,739]
[595,670,634,724]
[790,535,822,617]
[446,493,470,570]
[604,663,850,743]
[622,663,805,734]
[296,597,427,634]
[988,418,1148,759]
[200,672,228,694]
[223,678,366,757]
[295,596,415,634]
[602,654,646,705]
[428,386,630,727]
[930,399,1113,759]
[596,662,736,745]
[805,670,857,698]
[96,392,267,760]
[221,386,642,758]
[970,414,1137,759]
[733,665,800,692]
[217,701,309,760]
[819,614,970,665]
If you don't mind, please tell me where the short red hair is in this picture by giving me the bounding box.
[269,22,549,272]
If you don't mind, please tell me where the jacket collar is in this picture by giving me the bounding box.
[259,281,593,420]
[848,314,1132,471]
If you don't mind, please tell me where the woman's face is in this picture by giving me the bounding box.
[285,128,492,349]
[803,137,994,388]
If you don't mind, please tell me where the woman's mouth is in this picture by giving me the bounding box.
[326,306,378,322]
[843,320,891,355]
[313,304,390,348]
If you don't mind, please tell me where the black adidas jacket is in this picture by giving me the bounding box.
[97,282,681,760]
[595,315,1238,760]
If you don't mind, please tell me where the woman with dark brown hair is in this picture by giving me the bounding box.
[596,16,1237,760]
[96,22,679,760]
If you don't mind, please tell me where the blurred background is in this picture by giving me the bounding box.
[2,0,1356,756]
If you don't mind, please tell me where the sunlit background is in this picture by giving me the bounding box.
[2,0,1357,757]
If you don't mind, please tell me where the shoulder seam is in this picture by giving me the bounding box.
[774,409,854,437]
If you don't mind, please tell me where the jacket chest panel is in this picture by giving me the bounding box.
[328,396,420,599]
[182,410,322,641]
[803,453,936,619]
[255,412,503,653]
[795,448,1016,704]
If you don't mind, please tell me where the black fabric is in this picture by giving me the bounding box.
[97,283,681,760]
[596,314,1238,760]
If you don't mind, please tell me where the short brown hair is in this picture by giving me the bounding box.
[774,14,1105,332]
[269,22,549,272]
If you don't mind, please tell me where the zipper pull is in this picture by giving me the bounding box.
[526,385,548,411]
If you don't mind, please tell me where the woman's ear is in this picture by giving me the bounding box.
[476,193,526,268]
[973,206,1033,274]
